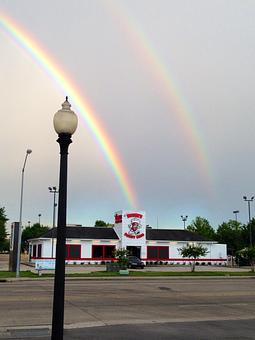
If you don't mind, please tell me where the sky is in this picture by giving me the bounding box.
[1,0,255,231]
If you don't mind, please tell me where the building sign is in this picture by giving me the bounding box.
[124,213,145,239]
[35,259,55,270]
[114,213,122,224]
[113,210,146,248]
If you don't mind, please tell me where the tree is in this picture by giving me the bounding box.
[178,244,208,272]
[94,220,113,227]
[114,248,129,269]
[0,207,8,252]
[241,219,255,248]
[187,217,216,240]
[22,223,49,252]
[236,247,255,272]
[216,220,245,255]
[95,220,107,227]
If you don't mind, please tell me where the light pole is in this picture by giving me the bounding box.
[38,213,41,224]
[243,196,254,247]
[49,186,58,258]
[233,210,239,222]
[16,149,32,278]
[51,97,78,340]
[181,215,188,230]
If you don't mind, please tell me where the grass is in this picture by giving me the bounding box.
[0,270,254,279]
[0,270,39,278]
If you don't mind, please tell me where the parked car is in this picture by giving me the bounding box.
[128,256,145,269]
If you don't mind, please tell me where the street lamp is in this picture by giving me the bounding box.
[16,149,32,278]
[38,213,41,224]
[233,210,239,222]
[181,215,188,230]
[49,186,58,258]
[51,97,78,340]
[243,196,254,247]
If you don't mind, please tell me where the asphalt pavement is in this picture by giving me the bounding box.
[0,254,254,339]
[0,277,254,339]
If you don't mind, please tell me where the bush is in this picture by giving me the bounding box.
[114,248,129,270]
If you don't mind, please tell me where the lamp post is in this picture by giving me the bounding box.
[38,213,41,224]
[243,196,254,247]
[16,149,32,278]
[51,97,78,340]
[181,215,188,230]
[49,186,58,258]
[233,210,239,222]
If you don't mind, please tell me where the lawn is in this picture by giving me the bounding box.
[0,270,255,279]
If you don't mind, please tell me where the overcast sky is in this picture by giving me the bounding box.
[1,0,255,231]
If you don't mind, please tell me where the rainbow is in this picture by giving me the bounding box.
[0,12,138,208]
[106,2,213,191]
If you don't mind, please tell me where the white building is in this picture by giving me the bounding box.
[29,210,227,265]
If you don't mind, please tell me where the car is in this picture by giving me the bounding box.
[128,256,145,269]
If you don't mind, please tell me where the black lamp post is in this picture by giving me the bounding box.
[38,213,41,224]
[49,186,58,258]
[243,196,254,247]
[233,210,239,222]
[181,215,188,230]
[51,97,78,340]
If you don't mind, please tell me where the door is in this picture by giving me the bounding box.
[126,246,141,258]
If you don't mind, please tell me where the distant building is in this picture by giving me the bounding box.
[28,210,227,265]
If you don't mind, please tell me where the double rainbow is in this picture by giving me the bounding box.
[0,12,138,208]
[106,2,213,190]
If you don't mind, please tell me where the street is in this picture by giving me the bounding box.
[0,277,254,338]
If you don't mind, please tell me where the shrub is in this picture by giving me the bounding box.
[114,248,129,270]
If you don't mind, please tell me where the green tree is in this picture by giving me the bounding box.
[0,207,8,252]
[216,220,245,255]
[187,217,216,240]
[114,248,129,269]
[178,244,208,272]
[22,223,49,252]
[94,220,113,227]
[241,219,255,248]
[95,220,107,227]
[236,247,255,272]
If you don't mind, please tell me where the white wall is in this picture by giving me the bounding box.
[29,237,227,265]
[81,240,92,258]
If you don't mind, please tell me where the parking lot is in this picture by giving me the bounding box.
[0,253,250,274]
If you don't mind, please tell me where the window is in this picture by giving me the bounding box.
[92,245,115,259]
[65,245,81,259]
[33,245,36,258]
[147,246,158,259]
[37,244,42,258]
[92,245,103,258]
[159,247,169,259]
[69,245,80,258]
[32,244,42,258]
[104,246,115,258]
[147,246,169,260]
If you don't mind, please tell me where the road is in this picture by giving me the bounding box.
[0,277,254,339]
